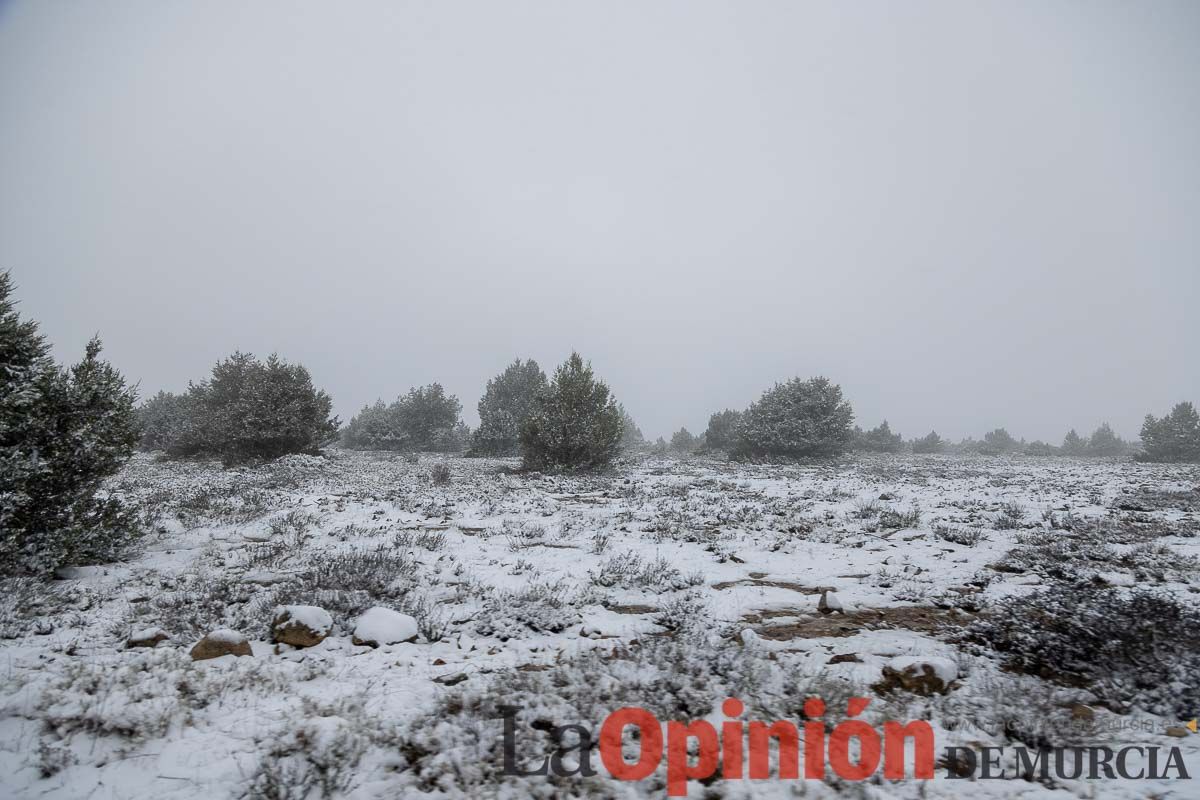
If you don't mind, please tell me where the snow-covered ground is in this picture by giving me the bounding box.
[1,451,1198,799]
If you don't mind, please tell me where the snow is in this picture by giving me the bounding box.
[353,607,417,646]
[204,628,248,644]
[886,655,959,685]
[1,450,1197,799]
[276,605,333,636]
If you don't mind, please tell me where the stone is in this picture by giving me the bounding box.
[126,627,169,649]
[873,656,958,696]
[352,607,418,647]
[191,629,252,660]
[272,605,333,648]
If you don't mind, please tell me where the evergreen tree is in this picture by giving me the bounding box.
[702,409,742,452]
[618,404,645,451]
[1140,402,1200,463]
[911,430,944,454]
[520,352,623,471]
[470,359,546,456]
[1,273,139,575]
[669,427,697,453]
[343,383,467,452]
[1086,422,1126,457]
[979,427,1019,455]
[734,376,854,459]
[856,420,904,453]
[1061,428,1087,457]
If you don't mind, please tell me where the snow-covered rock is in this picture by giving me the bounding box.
[352,607,418,647]
[817,589,844,614]
[126,627,169,649]
[272,605,333,648]
[874,655,958,695]
[190,629,252,660]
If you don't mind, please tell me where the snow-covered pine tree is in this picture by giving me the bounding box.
[0,272,139,575]
[470,359,546,456]
[519,352,622,471]
[734,376,854,459]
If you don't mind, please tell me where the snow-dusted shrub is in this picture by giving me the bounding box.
[469,358,546,456]
[474,580,581,640]
[653,590,710,632]
[994,501,1025,529]
[1139,401,1200,463]
[934,524,987,546]
[147,352,339,464]
[343,384,468,452]
[963,584,1200,717]
[429,461,451,486]
[519,352,623,472]
[0,273,140,576]
[733,376,854,459]
[589,551,700,592]
[256,545,417,626]
[978,427,1020,455]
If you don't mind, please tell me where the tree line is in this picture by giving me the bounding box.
[2,271,1198,576]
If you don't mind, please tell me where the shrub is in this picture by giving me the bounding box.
[143,352,339,464]
[0,273,140,576]
[911,430,944,454]
[1138,402,1200,463]
[669,427,697,453]
[519,352,623,471]
[734,376,854,459]
[1023,440,1057,456]
[469,359,546,456]
[343,383,468,452]
[855,420,904,453]
[702,409,742,452]
[963,584,1200,717]
[429,462,451,486]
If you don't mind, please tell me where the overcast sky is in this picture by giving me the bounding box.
[1,1,1197,442]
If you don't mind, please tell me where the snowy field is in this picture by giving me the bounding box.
[1,451,1198,799]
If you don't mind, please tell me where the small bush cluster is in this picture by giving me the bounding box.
[963,584,1200,717]
[473,580,581,640]
[701,409,741,453]
[589,550,702,593]
[854,420,904,453]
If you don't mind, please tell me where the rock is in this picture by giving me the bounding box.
[1069,704,1096,722]
[873,656,958,696]
[1165,727,1190,738]
[434,672,469,686]
[878,492,896,501]
[817,589,844,615]
[126,627,169,649]
[352,607,418,647]
[191,629,252,660]
[828,653,862,665]
[272,605,333,648]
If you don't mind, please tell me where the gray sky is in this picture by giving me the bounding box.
[2,1,1197,443]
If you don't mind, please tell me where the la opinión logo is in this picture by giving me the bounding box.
[500,698,1192,796]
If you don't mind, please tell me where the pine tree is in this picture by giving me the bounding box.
[1086,422,1126,457]
[1,272,139,575]
[1140,402,1200,463]
[617,404,645,450]
[669,427,697,453]
[734,376,854,459]
[470,359,546,456]
[911,430,944,454]
[1061,428,1087,457]
[856,420,904,453]
[702,409,742,452]
[519,352,623,471]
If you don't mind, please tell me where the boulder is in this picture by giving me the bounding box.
[874,656,957,696]
[126,627,169,649]
[352,607,418,647]
[191,629,252,661]
[272,605,333,648]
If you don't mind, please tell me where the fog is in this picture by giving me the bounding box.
[1,1,1197,443]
